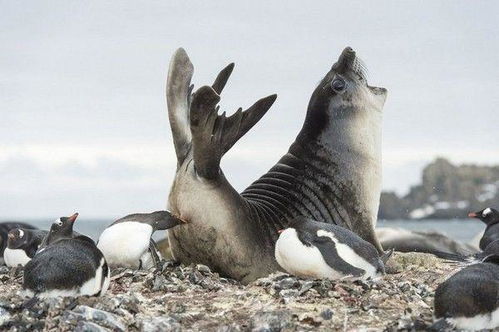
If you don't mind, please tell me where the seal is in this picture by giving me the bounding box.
[166,47,388,283]
[275,217,392,280]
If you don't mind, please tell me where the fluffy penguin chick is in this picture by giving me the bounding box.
[23,213,110,298]
[275,217,392,280]
[433,256,499,331]
[4,229,48,267]
[97,210,184,269]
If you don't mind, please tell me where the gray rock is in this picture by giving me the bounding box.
[320,308,333,320]
[74,321,111,332]
[273,277,299,290]
[250,310,293,332]
[141,316,181,332]
[152,274,169,292]
[66,305,126,332]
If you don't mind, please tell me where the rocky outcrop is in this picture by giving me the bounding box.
[379,158,499,220]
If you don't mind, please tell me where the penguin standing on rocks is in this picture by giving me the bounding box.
[432,255,499,331]
[23,213,110,298]
[468,207,499,250]
[275,217,393,280]
[97,211,185,269]
[0,222,36,265]
[4,229,48,267]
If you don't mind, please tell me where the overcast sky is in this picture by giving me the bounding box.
[1,1,498,218]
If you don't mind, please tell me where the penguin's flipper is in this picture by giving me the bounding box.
[314,238,365,278]
[428,318,454,331]
[190,80,277,179]
[167,48,194,165]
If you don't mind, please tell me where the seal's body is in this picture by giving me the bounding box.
[275,217,391,280]
[4,229,48,267]
[433,256,499,330]
[166,47,387,282]
[97,210,183,269]
[23,214,110,298]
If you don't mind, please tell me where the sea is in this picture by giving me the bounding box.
[8,218,485,244]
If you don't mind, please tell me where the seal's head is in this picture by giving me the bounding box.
[301,47,387,142]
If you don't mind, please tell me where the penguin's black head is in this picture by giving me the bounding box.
[278,217,319,246]
[300,47,387,140]
[49,213,78,240]
[7,228,30,249]
[469,208,499,225]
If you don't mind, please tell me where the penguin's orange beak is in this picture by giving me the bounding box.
[468,212,478,218]
[8,233,15,240]
[68,213,79,223]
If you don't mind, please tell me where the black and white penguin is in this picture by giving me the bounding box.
[275,217,393,280]
[432,255,499,331]
[0,222,36,265]
[97,210,184,269]
[468,207,499,250]
[23,213,110,298]
[4,229,48,267]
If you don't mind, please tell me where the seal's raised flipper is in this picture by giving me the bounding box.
[167,48,194,165]
[190,77,277,179]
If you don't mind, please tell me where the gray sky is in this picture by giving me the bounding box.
[1,1,498,218]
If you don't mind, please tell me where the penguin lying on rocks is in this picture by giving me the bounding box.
[432,255,499,331]
[97,210,185,269]
[4,229,48,267]
[23,213,110,298]
[275,217,393,280]
[0,222,36,265]
[468,207,499,250]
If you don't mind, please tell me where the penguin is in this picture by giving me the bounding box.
[275,217,393,280]
[468,207,499,250]
[4,228,48,267]
[0,222,36,265]
[97,210,184,269]
[23,213,110,298]
[432,255,499,331]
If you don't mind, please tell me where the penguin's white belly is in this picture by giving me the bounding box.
[446,308,499,331]
[4,248,31,267]
[97,222,153,269]
[275,229,375,280]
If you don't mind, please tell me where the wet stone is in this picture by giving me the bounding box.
[67,305,126,332]
[250,310,293,332]
[140,316,181,332]
[320,308,333,320]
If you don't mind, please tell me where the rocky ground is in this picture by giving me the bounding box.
[0,252,465,331]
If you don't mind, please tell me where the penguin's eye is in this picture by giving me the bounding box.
[56,220,63,226]
[331,78,346,93]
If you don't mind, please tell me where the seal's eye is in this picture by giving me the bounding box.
[331,78,346,92]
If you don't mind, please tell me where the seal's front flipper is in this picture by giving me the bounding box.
[190,66,277,179]
[167,48,194,165]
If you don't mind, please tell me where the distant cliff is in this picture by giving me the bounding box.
[379,158,499,220]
